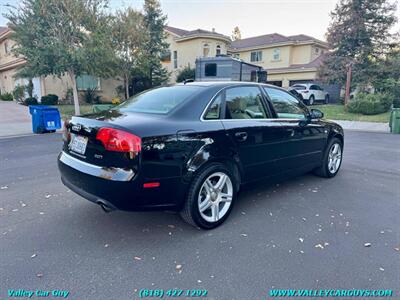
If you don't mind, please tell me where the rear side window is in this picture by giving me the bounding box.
[119,86,200,114]
[204,94,222,120]
[224,86,267,119]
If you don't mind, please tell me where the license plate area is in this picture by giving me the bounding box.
[69,134,88,155]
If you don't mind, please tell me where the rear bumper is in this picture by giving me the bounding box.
[58,152,186,211]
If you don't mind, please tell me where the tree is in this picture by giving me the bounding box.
[142,0,170,87]
[112,8,146,99]
[231,26,241,41]
[5,0,117,115]
[318,0,397,88]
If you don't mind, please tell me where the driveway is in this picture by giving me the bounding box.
[0,131,399,299]
[0,101,32,137]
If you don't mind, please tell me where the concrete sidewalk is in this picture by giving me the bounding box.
[332,120,390,133]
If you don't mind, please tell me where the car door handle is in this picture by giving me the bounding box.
[235,131,248,142]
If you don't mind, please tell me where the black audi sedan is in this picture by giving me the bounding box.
[58,82,344,229]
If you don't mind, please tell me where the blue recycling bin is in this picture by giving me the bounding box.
[29,105,62,134]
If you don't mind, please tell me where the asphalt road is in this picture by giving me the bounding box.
[0,131,399,300]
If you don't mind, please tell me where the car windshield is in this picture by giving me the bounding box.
[118,86,201,114]
[291,85,307,90]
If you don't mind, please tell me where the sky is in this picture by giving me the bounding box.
[0,0,399,41]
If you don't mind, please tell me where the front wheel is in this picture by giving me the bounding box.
[180,163,237,229]
[313,138,343,178]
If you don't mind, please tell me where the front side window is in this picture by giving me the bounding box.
[205,63,217,77]
[264,87,308,119]
[119,86,201,114]
[273,48,280,61]
[225,86,267,119]
[250,51,262,62]
[204,93,222,120]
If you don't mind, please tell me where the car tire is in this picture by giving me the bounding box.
[325,95,329,104]
[180,163,237,229]
[309,95,315,105]
[313,137,343,178]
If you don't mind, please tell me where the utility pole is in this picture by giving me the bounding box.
[344,63,352,107]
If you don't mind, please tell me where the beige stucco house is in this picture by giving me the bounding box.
[162,26,231,82]
[162,26,328,88]
[0,26,121,103]
[229,33,329,88]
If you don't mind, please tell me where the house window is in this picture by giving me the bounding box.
[314,47,320,55]
[76,75,100,90]
[216,45,221,56]
[203,43,210,57]
[250,51,262,62]
[161,50,171,62]
[273,48,280,61]
[205,63,217,77]
[173,51,178,69]
[4,41,9,54]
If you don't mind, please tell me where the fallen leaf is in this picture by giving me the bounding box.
[197,280,202,283]
[302,217,307,222]
[176,264,182,270]
[31,253,37,258]
[36,273,43,278]
[300,250,304,254]
[21,203,26,207]
[12,209,18,212]
[1,185,8,190]
[39,212,44,215]
[324,242,329,246]
[364,243,371,247]
[315,244,324,249]
[379,267,384,271]
[299,238,304,243]
[134,256,142,261]
[394,247,400,252]
[104,244,109,248]
[167,225,175,229]
[45,194,51,199]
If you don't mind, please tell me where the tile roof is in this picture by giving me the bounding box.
[0,26,9,36]
[165,25,230,40]
[231,33,327,50]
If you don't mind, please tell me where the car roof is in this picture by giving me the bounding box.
[176,81,282,89]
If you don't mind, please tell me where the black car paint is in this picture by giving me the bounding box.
[58,82,343,212]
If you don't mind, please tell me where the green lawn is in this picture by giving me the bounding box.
[55,105,94,119]
[313,104,390,123]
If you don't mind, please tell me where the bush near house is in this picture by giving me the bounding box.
[176,66,195,83]
[12,85,25,103]
[23,97,38,105]
[348,93,393,115]
[40,94,59,105]
[0,92,14,101]
[83,88,101,104]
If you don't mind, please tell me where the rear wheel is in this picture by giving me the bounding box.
[308,95,315,105]
[180,163,237,229]
[314,138,343,178]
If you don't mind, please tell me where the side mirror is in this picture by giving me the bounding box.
[310,108,324,119]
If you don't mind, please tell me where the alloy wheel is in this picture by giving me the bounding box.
[328,143,342,174]
[197,172,233,223]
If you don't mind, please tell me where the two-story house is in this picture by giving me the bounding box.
[229,33,329,88]
[162,26,231,81]
[0,26,121,102]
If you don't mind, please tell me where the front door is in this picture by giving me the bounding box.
[220,86,287,182]
[263,86,327,171]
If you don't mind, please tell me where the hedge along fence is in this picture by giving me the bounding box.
[348,93,394,115]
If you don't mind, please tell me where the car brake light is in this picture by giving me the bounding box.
[143,182,160,188]
[96,128,141,155]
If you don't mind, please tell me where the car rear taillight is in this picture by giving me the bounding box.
[62,119,71,142]
[96,128,141,156]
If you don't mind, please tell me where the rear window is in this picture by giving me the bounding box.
[292,85,307,90]
[118,86,200,114]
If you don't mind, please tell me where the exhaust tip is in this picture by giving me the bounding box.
[97,201,114,213]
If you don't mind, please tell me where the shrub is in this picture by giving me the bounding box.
[12,85,25,103]
[24,97,38,106]
[111,97,121,105]
[348,93,393,115]
[0,92,13,101]
[176,65,195,83]
[40,94,59,105]
[83,88,101,104]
